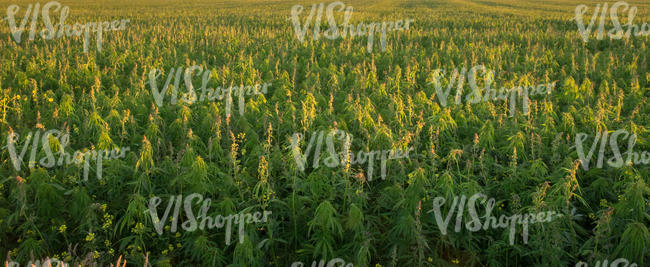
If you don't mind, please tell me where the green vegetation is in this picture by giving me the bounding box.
[0,0,648,266]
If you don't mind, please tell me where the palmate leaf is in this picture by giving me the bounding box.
[168,118,186,146]
[308,230,336,261]
[506,131,526,159]
[16,238,46,262]
[117,194,147,235]
[344,203,364,233]
[184,235,225,266]
[614,222,649,265]
[58,94,75,118]
[196,105,218,140]
[479,120,496,149]
[69,187,92,225]
[97,130,115,151]
[308,201,342,238]
[231,234,263,267]
[615,178,650,221]
[135,136,154,176]
[176,155,209,194]
[84,111,108,142]
[34,182,64,221]
[387,212,420,261]
[144,118,162,149]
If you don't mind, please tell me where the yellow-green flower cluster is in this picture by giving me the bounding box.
[85,232,95,242]
[102,213,114,230]
[131,222,145,234]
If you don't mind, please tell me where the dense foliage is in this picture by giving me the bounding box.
[0,0,648,266]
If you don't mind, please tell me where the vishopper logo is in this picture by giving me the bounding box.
[290,129,413,181]
[1,1,130,52]
[428,193,566,245]
[6,257,67,267]
[290,1,414,52]
[147,65,270,116]
[428,65,555,117]
[147,193,272,245]
[5,127,129,181]
[575,1,649,42]
[291,258,354,267]
[575,258,638,267]
[574,129,649,170]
